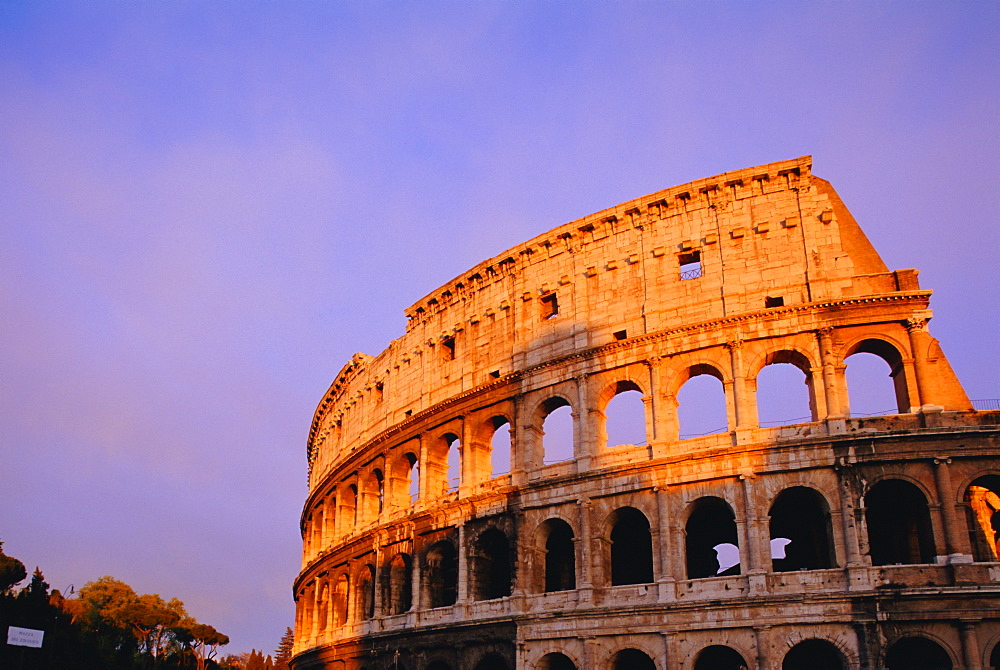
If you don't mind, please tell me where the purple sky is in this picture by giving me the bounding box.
[1,1,997,656]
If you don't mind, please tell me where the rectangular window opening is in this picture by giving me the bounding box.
[442,337,456,361]
[765,296,784,308]
[613,330,628,341]
[541,293,559,320]
[679,250,702,280]
[489,370,501,379]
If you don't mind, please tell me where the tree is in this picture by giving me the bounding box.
[175,619,230,670]
[0,539,27,594]
[274,627,294,669]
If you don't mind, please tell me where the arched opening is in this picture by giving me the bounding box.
[756,351,816,427]
[390,451,418,510]
[474,652,509,670]
[686,497,740,578]
[426,662,453,670]
[410,459,420,503]
[341,485,358,534]
[990,640,1000,670]
[604,382,647,448]
[612,648,656,670]
[310,506,324,554]
[384,553,412,615]
[845,339,910,415]
[424,541,458,608]
[316,581,329,634]
[541,398,574,464]
[964,474,1000,561]
[537,652,576,670]
[609,507,653,585]
[677,366,728,438]
[357,564,375,620]
[865,479,935,565]
[332,574,349,627]
[537,518,575,592]
[489,416,512,477]
[769,487,835,571]
[884,636,953,669]
[446,436,461,493]
[694,645,748,670]
[363,469,384,520]
[471,528,512,601]
[782,639,846,670]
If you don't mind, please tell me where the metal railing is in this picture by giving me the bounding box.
[972,399,1000,410]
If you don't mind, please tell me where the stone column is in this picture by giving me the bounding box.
[457,522,469,608]
[741,474,768,595]
[959,620,982,670]
[817,328,845,418]
[905,315,933,408]
[755,625,773,670]
[575,374,594,471]
[655,485,676,602]
[511,394,528,487]
[577,497,595,604]
[461,414,475,492]
[648,357,671,456]
[662,631,680,670]
[727,340,757,438]
[934,457,971,561]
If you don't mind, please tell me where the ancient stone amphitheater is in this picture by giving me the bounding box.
[292,157,1000,670]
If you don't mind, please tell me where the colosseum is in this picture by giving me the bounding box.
[292,156,1000,670]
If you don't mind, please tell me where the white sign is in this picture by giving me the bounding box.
[7,626,44,648]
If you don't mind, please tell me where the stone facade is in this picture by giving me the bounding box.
[292,157,1000,670]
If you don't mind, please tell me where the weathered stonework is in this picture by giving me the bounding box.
[292,157,1000,670]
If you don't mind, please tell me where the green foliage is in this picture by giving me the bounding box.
[273,627,294,669]
[0,539,27,594]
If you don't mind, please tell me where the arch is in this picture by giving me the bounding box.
[474,653,509,670]
[332,573,349,627]
[341,485,358,535]
[383,553,412,615]
[676,364,729,438]
[356,564,375,620]
[782,638,847,670]
[990,637,1000,670]
[426,662,453,670]
[471,527,512,601]
[390,450,418,509]
[964,474,1000,561]
[423,540,458,608]
[686,496,740,579]
[487,416,512,477]
[601,379,648,449]
[540,396,574,464]
[611,648,657,670]
[755,349,818,426]
[843,336,911,414]
[884,635,953,669]
[536,517,575,592]
[769,486,836,571]
[363,469,384,521]
[316,580,329,634]
[537,652,577,670]
[693,645,749,670]
[865,479,935,565]
[427,432,461,498]
[608,506,653,585]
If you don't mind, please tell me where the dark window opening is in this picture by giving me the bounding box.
[694,645,748,670]
[489,370,501,379]
[442,337,456,361]
[358,565,376,620]
[613,329,628,341]
[405,409,413,417]
[686,497,740,578]
[426,662,453,670]
[612,649,656,670]
[610,507,654,585]
[424,541,458,608]
[765,295,784,308]
[541,293,559,320]
[782,639,846,670]
[679,250,702,280]
[884,637,953,670]
[865,479,935,565]
[543,519,576,592]
[769,486,835,572]
[538,653,577,670]
[471,528,512,600]
[375,381,384,402]
[384,553,412,615]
